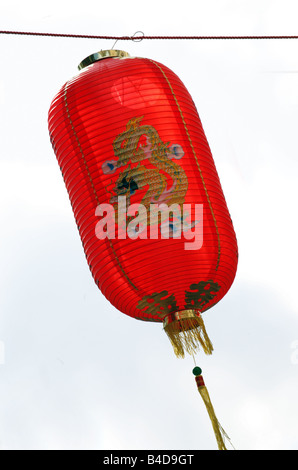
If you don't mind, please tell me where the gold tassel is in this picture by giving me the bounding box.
[193,367,233,450]
[163,310,213,358]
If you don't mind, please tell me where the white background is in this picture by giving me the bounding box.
[0,0,298,450]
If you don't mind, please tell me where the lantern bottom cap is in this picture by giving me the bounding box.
[163,310,213,358]
[78,50,130,70]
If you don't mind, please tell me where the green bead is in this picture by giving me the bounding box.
[192,366,202,376]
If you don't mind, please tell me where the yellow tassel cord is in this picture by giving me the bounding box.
[163,311,233,449]
[193,368,233,451]
[163,310,213,358]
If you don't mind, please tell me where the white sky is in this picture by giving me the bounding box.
[1,0,298,451]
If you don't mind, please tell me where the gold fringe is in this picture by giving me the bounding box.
[198,385,230,450]
[163,310,213,358]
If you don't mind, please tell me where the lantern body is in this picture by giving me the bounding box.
[48,51,238,324]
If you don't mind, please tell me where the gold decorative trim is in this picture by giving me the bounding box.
[63,85,99,204]
[63,82,138,291]
[149,59,221,271]
[163,308,213,358]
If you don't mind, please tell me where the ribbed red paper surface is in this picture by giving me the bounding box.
[48,54,238,322]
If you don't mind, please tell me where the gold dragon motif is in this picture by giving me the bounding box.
[104,116,188,228]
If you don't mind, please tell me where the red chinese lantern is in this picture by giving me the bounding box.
[48,50,238,450]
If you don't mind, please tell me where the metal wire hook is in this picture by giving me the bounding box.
[111,39,119,49]
[111,38,119,50]
[111,31,144,50]
[131,30,145,42]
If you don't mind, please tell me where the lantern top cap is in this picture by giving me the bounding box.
[78,50,130,70]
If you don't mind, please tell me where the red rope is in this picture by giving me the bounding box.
[1,31,298,40]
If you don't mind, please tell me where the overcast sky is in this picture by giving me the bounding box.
[0,0,298,451]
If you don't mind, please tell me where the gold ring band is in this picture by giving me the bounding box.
[78,50,130,70]
[163,309,201,328]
